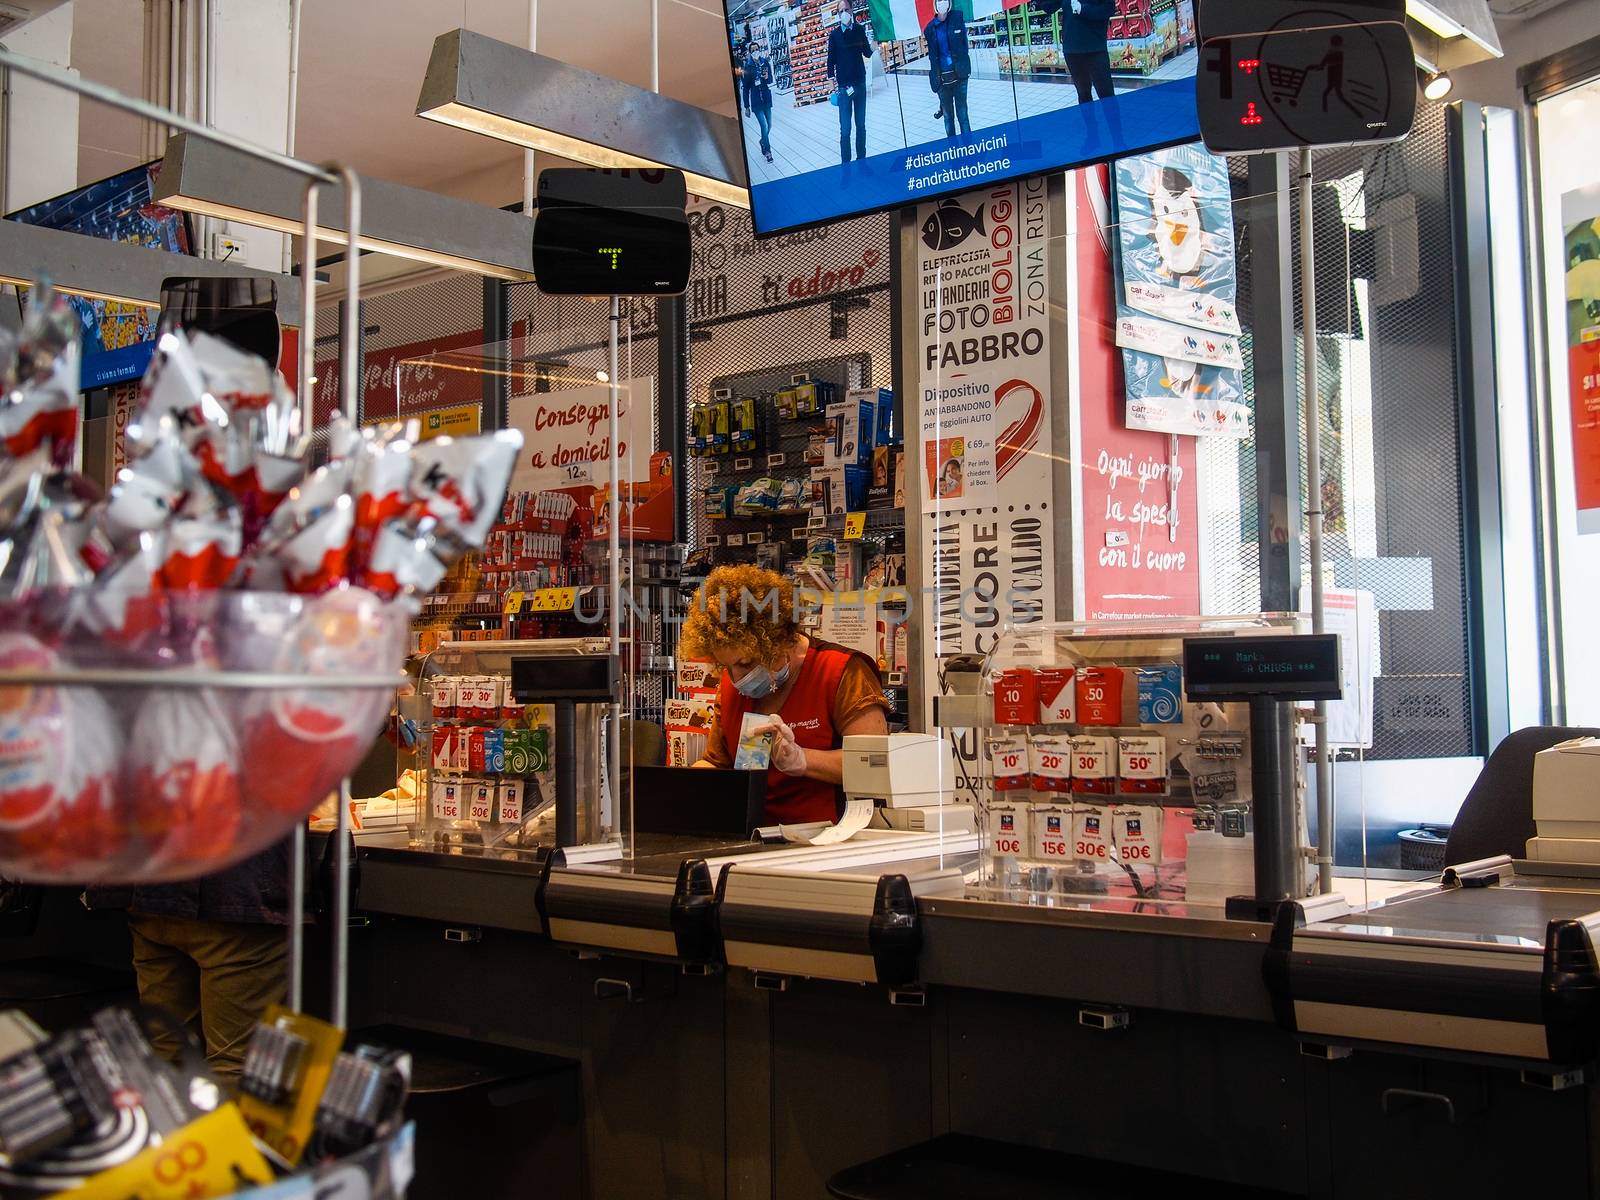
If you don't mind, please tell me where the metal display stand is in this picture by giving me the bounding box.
[0,49,372,1029]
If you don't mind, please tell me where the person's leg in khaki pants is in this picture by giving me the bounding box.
[127,913,287,1082]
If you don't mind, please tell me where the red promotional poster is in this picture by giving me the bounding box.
[1563,187,1600,534]
[1074,166,1201,619]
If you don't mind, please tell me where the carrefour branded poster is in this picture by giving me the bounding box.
[1563,183,1600,535]
[1075,165,1201,622]
[1112,145,1249,439]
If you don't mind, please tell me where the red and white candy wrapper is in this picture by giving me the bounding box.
[276,495,354,595]
[0,288,81,469]
[350,422,414,571]
[79,532,165,644]
[126,331,226,462]
[102,439,189,548]
[129,686,243,870]
[158,491,242,591]
[0,633,127,876]
[363,520,447,600]
[407,431,522,552]
[237,589,396,816]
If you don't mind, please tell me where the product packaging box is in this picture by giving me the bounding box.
[826,395,874,467]
[893,451,906,508]
[689,405,709,455]
[676,659,722,693]
[730,396,758,453]
[708,400,731,454]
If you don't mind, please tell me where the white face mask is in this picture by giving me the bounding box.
[839,10,854,26]
[936,0,951,14]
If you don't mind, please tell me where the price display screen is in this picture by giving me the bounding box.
[1183,634,1342,701]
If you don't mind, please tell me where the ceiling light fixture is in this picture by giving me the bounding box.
[1405,0,1501,56]
[416,28,749,210]
[0,218,301,318]
[1422,70,1454,100]
[152,134,536,281]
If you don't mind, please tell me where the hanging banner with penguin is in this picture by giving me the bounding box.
[1112,145,1250,439]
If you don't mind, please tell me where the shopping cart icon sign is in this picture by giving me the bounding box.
[1266,63,1307,105]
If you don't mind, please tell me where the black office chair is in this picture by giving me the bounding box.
[1443,726,1600,867]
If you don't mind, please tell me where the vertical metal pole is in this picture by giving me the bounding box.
[284,0,302,274]
[166,0,179,128]
[523,0,537,217]
[287,182,318,1015]
[1298,146,1332,895]
[332,166,361,1031]
[609,296,623,850]
[1249,697,1297,906]
[555,698,577,847]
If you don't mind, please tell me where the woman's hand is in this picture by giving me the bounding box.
[766,716,809,777]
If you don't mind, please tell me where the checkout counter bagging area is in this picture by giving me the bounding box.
[340,615,1600,1199]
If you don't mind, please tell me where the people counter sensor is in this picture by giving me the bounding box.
[532,167,692,296]
[1194,0,1415,154]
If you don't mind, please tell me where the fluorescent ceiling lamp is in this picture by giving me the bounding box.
[153,134,535,281]
[0,217,301,319]
[416,28,749,210]
[1405,0,1501,57]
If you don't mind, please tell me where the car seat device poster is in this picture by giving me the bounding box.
[1112,145,1249,438]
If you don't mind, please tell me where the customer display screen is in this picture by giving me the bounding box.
[1183,635,1343,701]
[722,0,1199,235]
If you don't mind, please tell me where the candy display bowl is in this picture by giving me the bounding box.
[0,588,407,884]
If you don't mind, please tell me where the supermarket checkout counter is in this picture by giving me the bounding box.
[344,659,1600,1199]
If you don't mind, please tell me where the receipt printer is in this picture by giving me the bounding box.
[843,733,945,809]
[1528,737,1600,861]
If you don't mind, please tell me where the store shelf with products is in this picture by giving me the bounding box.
[972,616,1308,913]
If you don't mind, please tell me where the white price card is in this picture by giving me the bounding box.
[1073,806,1114,864]
[1028,733,1074,793]
[1070,736,1117,795]
[1113,806,1164,866]
[1029,804,1073,861]
[498,780,524,825]
[432,778,461,821]
[988,802,1027,858]
[990,731,1031,792]
[468,781,494,822]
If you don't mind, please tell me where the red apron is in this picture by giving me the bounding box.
[717,641,860,825]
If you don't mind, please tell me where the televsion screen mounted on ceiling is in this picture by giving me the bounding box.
[723,0,1200,235]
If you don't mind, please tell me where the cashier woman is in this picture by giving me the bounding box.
[683,564,889,825]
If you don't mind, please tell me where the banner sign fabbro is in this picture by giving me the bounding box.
[914,176,1058,798]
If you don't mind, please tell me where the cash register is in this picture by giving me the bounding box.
[842,733,975,834]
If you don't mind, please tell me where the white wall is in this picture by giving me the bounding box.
[1451,0,1597,109]
[208,0,290,269]
[5,3,78,211]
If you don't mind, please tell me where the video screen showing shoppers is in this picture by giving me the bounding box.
[722,0,1200,235]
